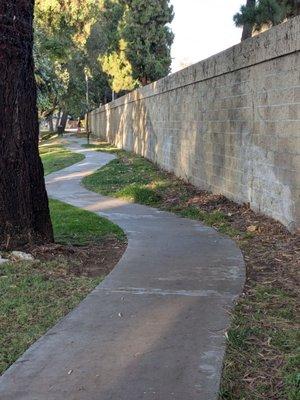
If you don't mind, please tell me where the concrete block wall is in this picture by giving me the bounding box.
[89,17,300,231]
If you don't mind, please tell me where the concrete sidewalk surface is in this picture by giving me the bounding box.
[0,137,245,400]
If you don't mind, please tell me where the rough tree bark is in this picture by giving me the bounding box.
[241,0,256,40]
[55,109,61,131]
[48,114,54,132]
[0,0,54,248]
[60,111,68,132]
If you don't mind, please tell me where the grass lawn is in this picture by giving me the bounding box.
[39,140,84,175]
[0,140,125,375]
[82,141,300,400]
[0,256,101,374]
[50,199,125,245]
[82,143,242,238]
[0,199,125,374]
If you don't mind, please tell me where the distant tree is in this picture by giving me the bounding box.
[35,0,98,123]
[34,27,68,125]
[87,0,135,96]
[101,39,138,93]
[234,0,300,40]
[35,0,175,120]
[0,0,53,248]
[120,0,174,85]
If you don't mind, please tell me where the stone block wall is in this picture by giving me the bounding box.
[89,17,300,231]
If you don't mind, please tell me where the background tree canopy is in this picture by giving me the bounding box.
[34,0,174,125]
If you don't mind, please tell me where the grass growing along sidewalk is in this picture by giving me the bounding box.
[0,140,126,375]
[0,198,126,375]
[0,248,101,374]
[39,139,84,175]
[82,141,300,400]
[50,199,125,245]
[82,143,244,238]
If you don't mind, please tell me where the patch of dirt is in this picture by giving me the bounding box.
[160,184,299,399]
[145,162,300,303]
[24,237,126,278]
[182,189,299,290]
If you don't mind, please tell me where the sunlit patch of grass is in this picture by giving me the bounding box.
[40,144,84,175]
[82,146,169,206]
[50,199,125,245]
[117,184,161,205]
[82,142,124,156]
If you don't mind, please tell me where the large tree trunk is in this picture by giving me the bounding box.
[60,111,68,132]
[0,0,54,248]
[241,0,256,40]
[55,109,61,131]
[48,114,54,132]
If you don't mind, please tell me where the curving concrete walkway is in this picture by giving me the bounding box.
[0,136,245,400]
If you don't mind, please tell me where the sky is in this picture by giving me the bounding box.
[170,0,245,72]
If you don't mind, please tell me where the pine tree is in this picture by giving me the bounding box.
[234,0,300,40]
[101,39,138,93]
[120,0,174,85]
[240,0,256,40]
[88,0,136,95]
